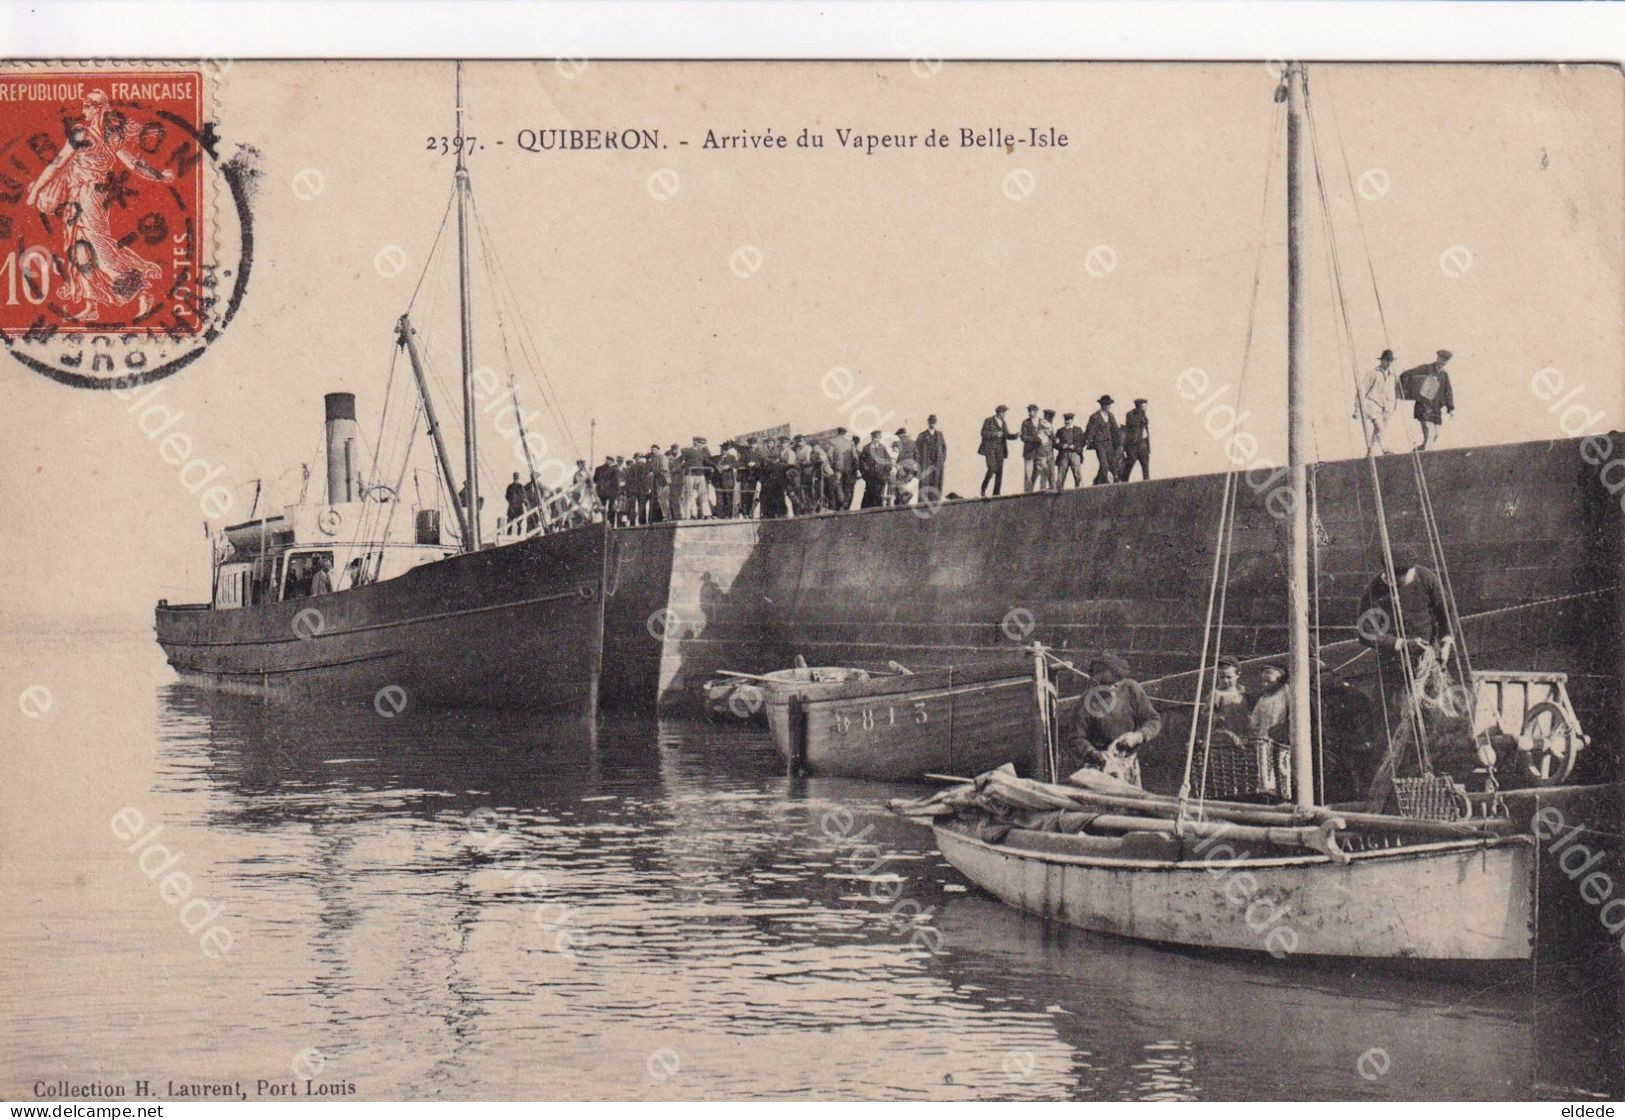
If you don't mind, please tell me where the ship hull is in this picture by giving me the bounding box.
[155,523,607,713]
[933,820,1538,961]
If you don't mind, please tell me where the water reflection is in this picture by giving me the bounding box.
[2,632,1619,1101]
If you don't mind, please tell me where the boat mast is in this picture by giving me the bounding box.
[454,61,481,550]
[1284,63,1316,809]
[398,314,474,547]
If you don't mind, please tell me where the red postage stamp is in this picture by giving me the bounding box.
[0,69,207,339]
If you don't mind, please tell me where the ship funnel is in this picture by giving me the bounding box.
[324,392,361,504]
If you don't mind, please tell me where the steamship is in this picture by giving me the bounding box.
[153,389,607,712]
[154,68,607,714]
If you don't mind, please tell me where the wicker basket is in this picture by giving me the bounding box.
[1197,734,1291,801]
[1391,774,1470,821]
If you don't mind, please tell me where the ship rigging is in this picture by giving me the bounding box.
[898,64,1585,964]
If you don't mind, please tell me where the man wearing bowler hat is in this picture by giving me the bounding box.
[915,414,947,503]
[1082,394,1122,484]
[978,404,1017,497]
[1122,398,1151,480]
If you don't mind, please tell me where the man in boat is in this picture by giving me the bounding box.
[1239,662,1296,797]
[1354,348,1399,453]
[592,455,620,521]
[456,481,485,535]
[1204,654,1251,743]
[1121,398,1151,480]
[978,404,1017,496]
[1357,563,1453,700]
[1083,395,1122,484]
[522,474,544,531]
[1355,563,1488,807]
[1247,663,1291,739]
[1399,349,1455,451]
[310,555,335,597]
[504,472,527,532]
[1063,653,1162,787]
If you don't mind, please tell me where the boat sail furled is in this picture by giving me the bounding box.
[900,65,1541,964]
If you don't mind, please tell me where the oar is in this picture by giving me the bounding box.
[714,669,782,684]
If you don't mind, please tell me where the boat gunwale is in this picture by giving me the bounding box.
[759,662,1034,705]
[931,818,1534,873]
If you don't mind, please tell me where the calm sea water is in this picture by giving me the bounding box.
[2,622,1620,1102]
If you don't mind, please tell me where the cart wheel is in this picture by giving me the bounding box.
[1519,701,1579,785]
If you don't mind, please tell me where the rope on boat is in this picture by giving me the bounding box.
[1305,70,1435,776]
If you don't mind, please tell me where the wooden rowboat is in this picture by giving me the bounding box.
[932,820,1536,961]
[764,659,1042,780]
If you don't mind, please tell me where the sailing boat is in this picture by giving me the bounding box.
[154,65,607,712]
[900,65,1539,963]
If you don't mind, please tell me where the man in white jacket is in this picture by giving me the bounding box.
[1355,348,1399,453]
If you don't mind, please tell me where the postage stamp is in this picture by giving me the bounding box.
[0,64,252,389]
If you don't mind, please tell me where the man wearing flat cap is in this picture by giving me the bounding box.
[1121,398,1151,480]
[1355,348,1399,453]
[1019,404,1044,492]
[1034,408,1058,491]
[679,436,712,520]
[1398,349,1456,450]
[915,414,947,504]
[1054,411,1085,489]
[1063,652,1162,787]
[1082,394,1122,484]
[978,404,1018,497]
[859,429,893,508]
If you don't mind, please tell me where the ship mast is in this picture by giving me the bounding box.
[454,61,481,550]
[1284,63,1316,809]
[397,314,473,546]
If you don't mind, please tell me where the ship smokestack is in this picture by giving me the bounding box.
[324,392,360,504]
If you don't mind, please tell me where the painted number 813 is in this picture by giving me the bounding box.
[832,702,929,735]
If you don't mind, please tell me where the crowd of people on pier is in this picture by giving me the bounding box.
[493,345,1455,533]
[494,395,1162,533]
[569,420,951,527]
[975,396,1151,496]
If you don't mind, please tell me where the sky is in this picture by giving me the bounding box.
[2,60,1621,620]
